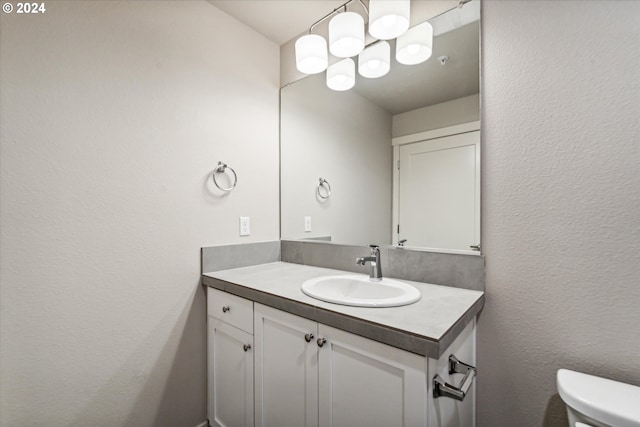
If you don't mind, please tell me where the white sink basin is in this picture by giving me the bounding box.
[301,275,421,307]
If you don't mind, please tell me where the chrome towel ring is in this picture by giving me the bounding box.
[317,178,331,199]
[212,161,237,192]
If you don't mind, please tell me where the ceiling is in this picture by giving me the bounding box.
[355,20,479,114]
[208,0,347,45]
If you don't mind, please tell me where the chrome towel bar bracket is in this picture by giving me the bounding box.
[433,355,477,401]
[212,161,237,192]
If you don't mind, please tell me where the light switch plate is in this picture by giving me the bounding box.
[239,217,250,236]
[304,216,312,232]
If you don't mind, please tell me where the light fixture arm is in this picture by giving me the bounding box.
[357,0,368,16]
[308,0,369,34]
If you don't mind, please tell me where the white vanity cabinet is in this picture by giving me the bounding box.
[207,288,254,427]
[254,303,428,427]
[208,286,477,427]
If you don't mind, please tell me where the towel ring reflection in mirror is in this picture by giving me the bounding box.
[317,178,331,199]
[212,161,237,192]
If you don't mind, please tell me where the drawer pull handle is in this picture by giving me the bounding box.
[222,306,230,313]
[304,333,314,342]
[433,355,477,401]
[243,344,252,352]
[317,337,326,347]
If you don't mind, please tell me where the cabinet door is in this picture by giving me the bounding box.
[254,304,319,427]
[318,324,427,427]
[208,316,254,427]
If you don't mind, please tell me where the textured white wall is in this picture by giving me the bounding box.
[480,1,640,426]
[0,1,279,425]
[281,73,392,245]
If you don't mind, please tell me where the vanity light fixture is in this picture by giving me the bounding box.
[358,41,390,78]
[295,0,479,90]
[396,21,433,65]
[326,58,356,91]
[368,0,410,40]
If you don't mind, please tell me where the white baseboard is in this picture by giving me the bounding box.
[195,421,209,427]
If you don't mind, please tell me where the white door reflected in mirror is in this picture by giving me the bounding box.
[396,131,480,251]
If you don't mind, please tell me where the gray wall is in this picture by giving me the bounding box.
[392,94,480,137]
[479,1,640,426]
[0,1,279,425]
[281,73,392,245]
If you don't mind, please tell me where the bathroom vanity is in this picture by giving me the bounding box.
[204,1,484,424]
[202,260,484,427]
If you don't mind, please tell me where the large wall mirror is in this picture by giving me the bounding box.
[281,1,480,254]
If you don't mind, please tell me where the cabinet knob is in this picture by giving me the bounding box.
[317,337,326,347]
[304,333,314,342]
[222,306,230,313]
[243,344,252,352]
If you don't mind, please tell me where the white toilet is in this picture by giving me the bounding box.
[557,369,640,427]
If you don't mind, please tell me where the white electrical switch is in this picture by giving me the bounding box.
[304,216,312,232]
[240,217,250,236]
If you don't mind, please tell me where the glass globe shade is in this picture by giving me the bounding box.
[396,21,433,65]
[358,41,390,78]
[326,58,355,91]
[295,34,328,74]
[368,0,410,40]
[329,12,365,58]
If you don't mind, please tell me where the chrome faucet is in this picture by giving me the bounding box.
[356,245,382,281]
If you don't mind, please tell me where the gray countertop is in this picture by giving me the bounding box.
[202,261,484,358]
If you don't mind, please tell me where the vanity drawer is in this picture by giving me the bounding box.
[207,287,253,334]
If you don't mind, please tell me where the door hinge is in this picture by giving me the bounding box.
[397,160,400,170]
[397,224,400,234]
